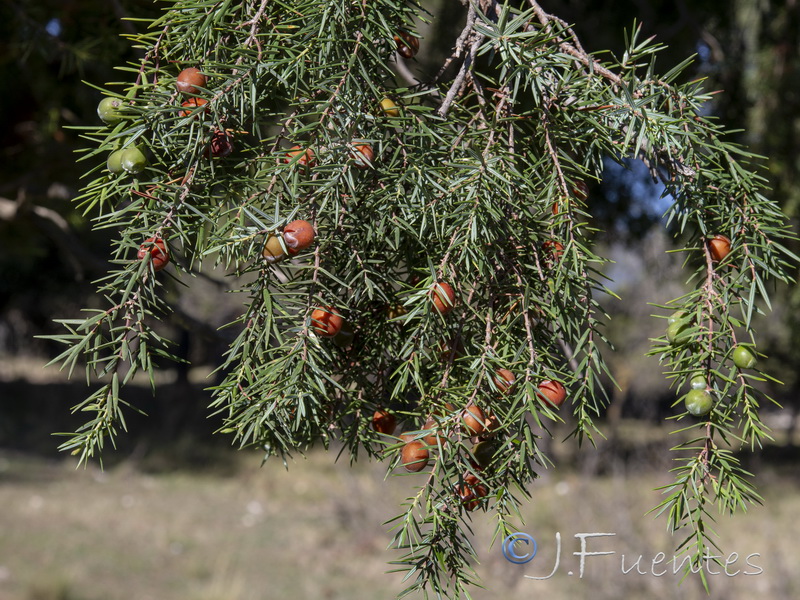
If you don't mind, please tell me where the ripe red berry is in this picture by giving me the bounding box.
[179,97,208,117]
[431,282,456,314]
[543,240,564,265]
[461,405,486,436]
[283,220,315,255]
[492,368,516,394]
[394,31,420,59]
[456,481,476,509]
[207,130,233,158]
[707,234,732,262]
[176,67,207,95]
[482,411,501,434]
[456,473,489,511]
[310,306,344,337]
[422,415,447,446]
[351,144,374,169]
[573,180,589,201]
[285,145,315,169]
[372,409,396,436]
[137,237,169,271]
[538,380,567,408]
[400,433,429,472]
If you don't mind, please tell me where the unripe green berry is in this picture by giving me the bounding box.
[732,345,757,369]
[685,389,714,417]
[666,321,691,346]
[97,97,124,125]
[107,149,125,174]
[668,310,687,326]
[120,147,147,174]
[690,373,707,390]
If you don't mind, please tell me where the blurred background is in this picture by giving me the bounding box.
[0,1,798,599]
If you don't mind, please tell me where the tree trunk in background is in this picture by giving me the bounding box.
[728,0,800,216]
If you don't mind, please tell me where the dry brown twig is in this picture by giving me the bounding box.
[526,0,623,87]
[437,3,486,117]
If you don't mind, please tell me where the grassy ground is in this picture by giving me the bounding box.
[0,439,798,600]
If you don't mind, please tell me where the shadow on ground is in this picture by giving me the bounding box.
[0,378,239,473]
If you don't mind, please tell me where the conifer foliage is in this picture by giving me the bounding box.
[48,0,797,596]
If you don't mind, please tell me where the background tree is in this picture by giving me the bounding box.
[1,0,161,362]
[3,0,798,598]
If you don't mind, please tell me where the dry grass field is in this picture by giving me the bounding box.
[1,359,798,599]
[0,429,798,600]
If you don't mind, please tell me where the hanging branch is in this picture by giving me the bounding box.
[46,0,797,597]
